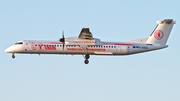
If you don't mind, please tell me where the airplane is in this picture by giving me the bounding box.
[5,19,176,64]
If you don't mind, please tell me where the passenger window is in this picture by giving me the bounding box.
[111,46,113,48]
[114,46,116,48]
[44,45,46,46]
[35,44,37,46]
[106,46,108,48]
[38,45,40,46]
[41,45,43,46]
[52,45,54,47]
[57,45,59,47]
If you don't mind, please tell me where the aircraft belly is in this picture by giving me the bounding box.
[23,47,116,55]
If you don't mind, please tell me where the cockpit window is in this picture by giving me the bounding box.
[15,42,23,45]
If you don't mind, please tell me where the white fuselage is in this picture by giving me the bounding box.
[4,19,175,64]
[5,40,168,55]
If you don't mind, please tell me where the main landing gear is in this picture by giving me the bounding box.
[12,53,15,59]
[82,47,90,64]
[84,54,90,64]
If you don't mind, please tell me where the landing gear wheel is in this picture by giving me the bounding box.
[85,54,90,59]
[84,59,89,64]
[12,55,15,59]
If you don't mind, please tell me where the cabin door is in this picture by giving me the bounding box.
[24,43,29,52]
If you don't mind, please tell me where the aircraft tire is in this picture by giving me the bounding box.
[85,54,90,59]
[84,59,89,64]
[12,55,15,59]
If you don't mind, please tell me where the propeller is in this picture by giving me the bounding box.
[59,30,65,50]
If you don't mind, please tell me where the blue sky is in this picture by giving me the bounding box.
[1,0,180,101]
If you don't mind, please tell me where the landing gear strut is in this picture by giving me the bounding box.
[12,54,15,59]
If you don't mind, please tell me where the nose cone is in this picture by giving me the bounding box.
[5,47,13,53]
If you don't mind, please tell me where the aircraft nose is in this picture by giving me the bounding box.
[5,47,13,53]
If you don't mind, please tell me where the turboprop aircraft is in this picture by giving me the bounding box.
[5,19,176,64]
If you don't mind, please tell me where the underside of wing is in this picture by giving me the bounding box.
[78,28,93,40]
[94,52,113,54]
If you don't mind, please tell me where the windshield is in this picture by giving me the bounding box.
[15,42,23,45]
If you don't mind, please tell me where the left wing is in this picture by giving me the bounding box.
[78,28,93,40]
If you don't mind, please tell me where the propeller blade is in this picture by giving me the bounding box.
[62,30,64,38]
[59,30,65,50]
[62,30,65,50]
[63,43,64,50]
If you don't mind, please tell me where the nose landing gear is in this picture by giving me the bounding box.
[12,53,15,59]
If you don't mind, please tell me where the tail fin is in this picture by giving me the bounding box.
[146,19,176,45]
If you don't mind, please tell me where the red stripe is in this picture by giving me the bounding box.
[67,48,105,51]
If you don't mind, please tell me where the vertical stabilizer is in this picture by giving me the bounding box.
[146,19,176,45]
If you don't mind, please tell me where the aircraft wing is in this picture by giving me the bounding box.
[78,28,93,40]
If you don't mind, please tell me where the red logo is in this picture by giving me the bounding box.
[29,42,57,51]
[154,30,164,40]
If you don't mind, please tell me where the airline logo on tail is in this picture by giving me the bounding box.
[154,30,164,40]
